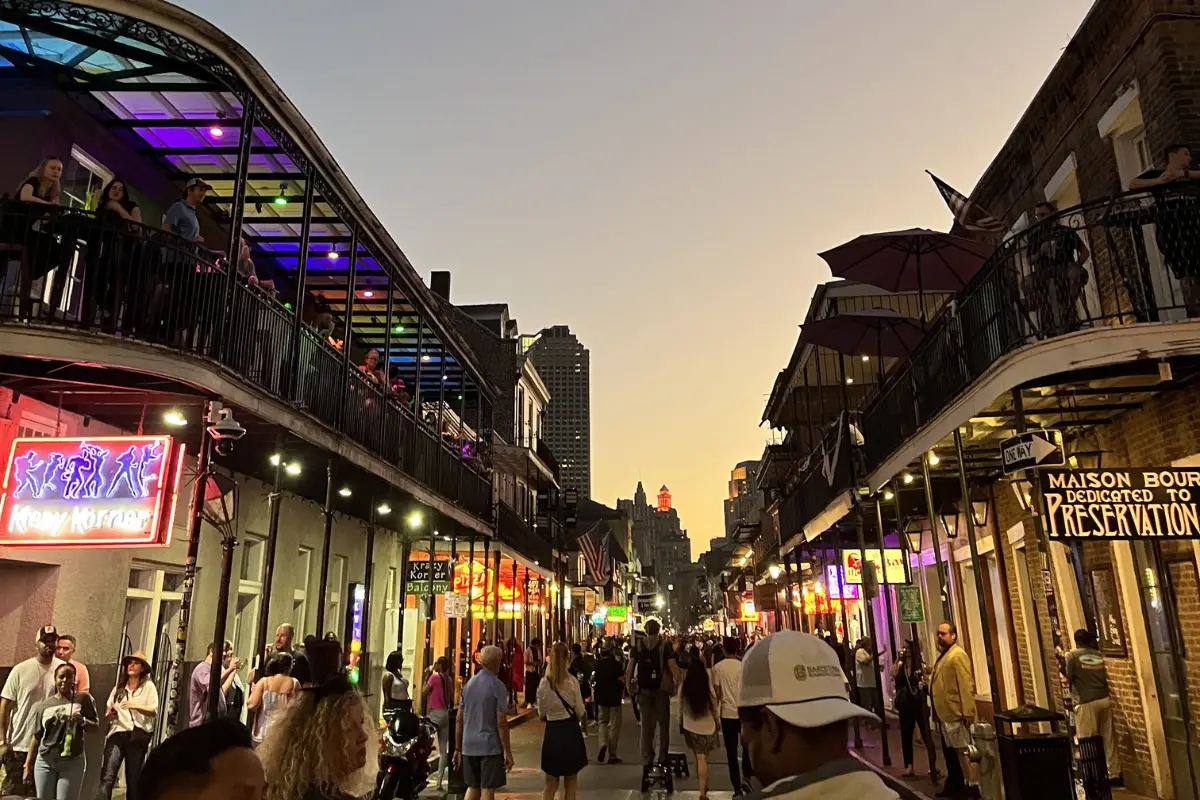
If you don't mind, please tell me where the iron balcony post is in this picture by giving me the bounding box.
[316,458,334,636]
[397,537,412,649]
[208,527,238,721]
[953,427,1004,708]
[253,442,285,669]
[286,170,316,399]
[891,481,921,644]
[219,98,255,362]
[873,499,898,658]
[337,228,359,432]
[921,451,955,623]
[1012,388,1061,711]
[166,411,213,729]
[362,504,378,692]
[424,522,437,682]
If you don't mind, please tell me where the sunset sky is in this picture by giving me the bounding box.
[180,0,1095,559]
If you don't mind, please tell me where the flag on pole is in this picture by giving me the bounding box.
[578,522,611,585]
[927,171,1007,234]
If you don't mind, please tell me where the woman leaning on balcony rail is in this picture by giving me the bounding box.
[1,156,64,312]
[84,177,143,332]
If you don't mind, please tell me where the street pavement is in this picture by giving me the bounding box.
[426,697,740,800]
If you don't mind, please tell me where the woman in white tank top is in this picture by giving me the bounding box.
[382,650,412,712]
[248,653,300,746]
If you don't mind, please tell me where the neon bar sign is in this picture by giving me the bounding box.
[0,436,185,548]
[345,582,365,685]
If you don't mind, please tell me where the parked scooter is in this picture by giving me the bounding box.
[375,707,437,800]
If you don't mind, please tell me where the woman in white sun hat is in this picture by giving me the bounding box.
[736,630,898,800]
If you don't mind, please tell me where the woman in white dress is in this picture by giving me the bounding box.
[536,642,588,800]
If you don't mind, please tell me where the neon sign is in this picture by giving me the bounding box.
[0,436,184,548]
[345,582,365,685]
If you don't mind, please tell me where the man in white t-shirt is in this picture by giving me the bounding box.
[711,637,754,797]
[0,625,65,797]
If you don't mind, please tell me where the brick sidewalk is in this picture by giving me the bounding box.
[848,715,1152,800]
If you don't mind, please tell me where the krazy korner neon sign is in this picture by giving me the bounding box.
[0,436,185,548]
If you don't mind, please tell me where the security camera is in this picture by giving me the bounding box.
[205,403,246,456]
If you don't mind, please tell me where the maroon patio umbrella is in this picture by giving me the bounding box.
[818,228,994,322]
[798,308,926,359]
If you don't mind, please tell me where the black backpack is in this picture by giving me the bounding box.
[634,640,667,692]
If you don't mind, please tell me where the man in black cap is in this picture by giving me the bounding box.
[0,625,65,796]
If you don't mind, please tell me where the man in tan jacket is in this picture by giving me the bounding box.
[931,622,975,799]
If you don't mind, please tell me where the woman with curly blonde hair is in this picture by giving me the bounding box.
[257,674,376,800]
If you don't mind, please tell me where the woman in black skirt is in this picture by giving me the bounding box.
[536,641,588,799]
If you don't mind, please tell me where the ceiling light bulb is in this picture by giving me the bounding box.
[269,453,281,466]
[327,251,338,260]
[846,377,854,384]
[209,126,223,138]
[163,410,187,427]
[861,355,869,362]
[928,452,940,466]
[338,487,352,497]
[273,195,288,206]
[903,472,914,484]
[285,462,301,476]
[363,290,374,298]
[377,503,392,515]
[422,355,431,362]
[883,489,894,501]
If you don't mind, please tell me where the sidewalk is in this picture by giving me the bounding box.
[848,714,1153,800]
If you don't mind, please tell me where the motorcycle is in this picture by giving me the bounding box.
[375,707,437,800]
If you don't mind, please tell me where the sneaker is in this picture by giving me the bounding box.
[598,745,607,763]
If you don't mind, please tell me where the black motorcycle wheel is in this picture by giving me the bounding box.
[377,771,399,800]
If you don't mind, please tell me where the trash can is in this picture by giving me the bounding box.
[1076,736,1112,800]
[993,705,1073,800]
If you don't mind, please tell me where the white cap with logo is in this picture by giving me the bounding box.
[738,630,878,728]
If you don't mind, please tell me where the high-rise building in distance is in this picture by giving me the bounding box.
[724,460,763,536]
[527,325,591,499]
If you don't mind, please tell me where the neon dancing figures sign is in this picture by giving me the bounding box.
[0,436,185,548]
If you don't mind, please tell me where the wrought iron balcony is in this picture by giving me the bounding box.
[779,189,1200,529]
[0,202,492,520]
[497,500,554,566]
[535,436,560,479]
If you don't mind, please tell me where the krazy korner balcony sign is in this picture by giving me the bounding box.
[1040,468,1200,539]
[0,436,186,548]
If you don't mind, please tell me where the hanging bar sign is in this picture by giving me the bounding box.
[0,436,186,548]
[1041,468,1200,539]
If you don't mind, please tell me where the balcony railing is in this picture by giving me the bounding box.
[535,436,560,479]
[496,500,553,566]
[784,189,1200,528]
[0,202,492,520]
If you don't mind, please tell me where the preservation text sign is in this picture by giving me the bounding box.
[1040,468,1200,540]
[0,436,184,548]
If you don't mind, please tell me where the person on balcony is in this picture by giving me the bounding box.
[151,177,212,343]
[5,157,64,315]
[359,348,384,386]
[87,178,142,331]
[1023,201,1090,336]
[1130,143,1200,317]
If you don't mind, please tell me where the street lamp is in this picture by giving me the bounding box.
[655,595,665,609]
[768,564,783,581]
[938,500,960,540]
[969,488,990,528]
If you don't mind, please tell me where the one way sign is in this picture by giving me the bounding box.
[1000,430,1064,474]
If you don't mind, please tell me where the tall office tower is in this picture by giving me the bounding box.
[527,325,591,499]
[724,460,763,536]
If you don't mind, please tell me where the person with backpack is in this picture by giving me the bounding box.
[625,619,680,785]
[891,638,938,781]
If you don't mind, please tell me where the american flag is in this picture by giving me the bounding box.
[577,522,611,585]
[928,171,1008,234]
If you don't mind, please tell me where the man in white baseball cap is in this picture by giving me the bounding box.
[737,630,898,799]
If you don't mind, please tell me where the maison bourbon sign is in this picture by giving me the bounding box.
[1040,468,1200,540]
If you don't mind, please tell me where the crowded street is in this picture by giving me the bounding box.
[4,0,1200,799]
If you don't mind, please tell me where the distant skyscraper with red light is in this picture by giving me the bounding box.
[657,485,672,512]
